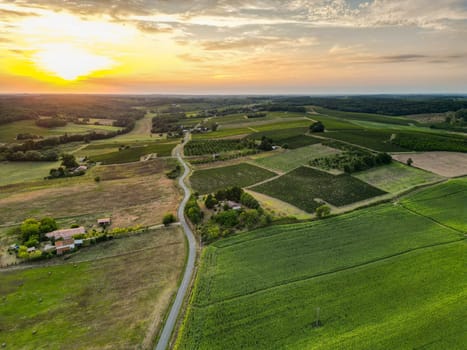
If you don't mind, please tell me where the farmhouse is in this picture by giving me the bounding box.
[97,218,111,226]
[46,227,85,240]
[27,247,36,253]
[55,238,75,255]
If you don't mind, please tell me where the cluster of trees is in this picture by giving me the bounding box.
[185,195,204,224]
[247,112,267,118]
[310,121,325,132]
[200,187,270,242]
[166,164,181,179]
[258,136,274,151]
[16,217,58,247]
[310,151,392,173]
[35,118,67,128]
[307,96,467,116]
[4,149,58,162]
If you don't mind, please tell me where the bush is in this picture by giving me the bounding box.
[316,204,331,218]
[240,192,260,209]
[185,195,203,224]
[163,213,176,226]
[310,121,325,132]
[204,194,218,209]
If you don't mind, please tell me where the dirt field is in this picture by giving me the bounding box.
[391,152,467,177]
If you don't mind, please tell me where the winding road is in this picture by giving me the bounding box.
[155,135,197,350]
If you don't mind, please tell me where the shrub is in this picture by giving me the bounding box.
[316,204,331,218]
[163,213,176,226]
[310,121,325,132]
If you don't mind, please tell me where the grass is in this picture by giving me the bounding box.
[175,199,465,349]
[189,163,277,194]
[0,226,186,350]
[0,160,180,228]
[252,166,386,212]
[353,162,443,193]
[253,144,341,173]
[0,120,121,144]
[89,141,177,164]
[401,177,467,232]
[0,161,60,186]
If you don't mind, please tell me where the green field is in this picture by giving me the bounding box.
[89,141,177,164]
[401,177,467,232]
[0,161,60,186]
[253,144,341,173]
[176,201,465,349]
[184,139,252,156]
[189,163,277,194]
[252,167,386,212]
[0,120,121,143]
[248,127,322,149]
[323,130,408,152]
[0,227,186,349]
[354,162,443,193]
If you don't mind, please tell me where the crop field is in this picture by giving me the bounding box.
[391,152,467,177]
[253,144,341,173]
[0,120,121,144]
[176,201,465,349]
[184,139,252,156]
[323,130,408,152]
[189,163,277,194]
[401,177,467,232]
[89,141,178,164]
[248,127,321,149]
[353,162,443,193]
[191,127,253,140]
[312,106,414,125]
[0,159,180,228]
[0,161,60,186]
[308,115,361,130]
[0,226,186,350]
[252,166,386,212]
[391,132,467,153]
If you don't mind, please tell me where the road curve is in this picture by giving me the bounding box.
[155,135,197,350]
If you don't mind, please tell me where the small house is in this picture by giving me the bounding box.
[55,238,75,255]
[27,247,36,253]
[97,218,111,227]
[46,227,85,240]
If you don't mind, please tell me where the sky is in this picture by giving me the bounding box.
[0,0,466,94]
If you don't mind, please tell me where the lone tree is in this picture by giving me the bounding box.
[406,158,414,166]
[162,213,176,226]
[310,121,325,132]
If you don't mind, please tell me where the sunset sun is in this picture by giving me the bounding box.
[33,44,114,80]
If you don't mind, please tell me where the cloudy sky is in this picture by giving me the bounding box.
[0,0,466,94]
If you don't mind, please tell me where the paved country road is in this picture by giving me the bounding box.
[155,135,197,350]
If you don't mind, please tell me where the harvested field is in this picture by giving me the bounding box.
[0,161,180,226]
[391,152,467,177]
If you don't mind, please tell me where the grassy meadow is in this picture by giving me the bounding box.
[0,226,185,350]
[253,144,341,173]
[354,161,443,193]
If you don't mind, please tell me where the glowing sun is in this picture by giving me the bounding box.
[33,44,115,80]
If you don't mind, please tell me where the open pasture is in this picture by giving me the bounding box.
[392,152,467,177]
[0,226,185,350]
[0,120,120,144]
[89,141,178,164]
[252,166,386,212]
[0,160,180,227]
[0,161,60,186]
[189,163,276,194]
[253,144,341,173]
[401,177,467,232]
[354,162,443,193]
